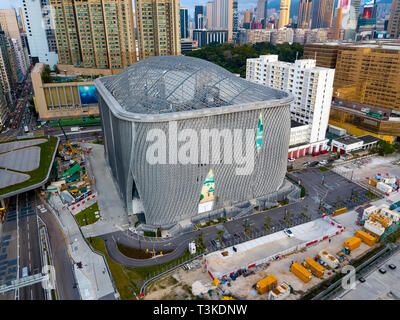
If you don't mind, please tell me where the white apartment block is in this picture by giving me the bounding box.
[246,55,335,158]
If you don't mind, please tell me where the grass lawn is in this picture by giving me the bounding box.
[117,242,173,259]
[0,136,58,196]
[88,237,197,299]
[74,202,100,227]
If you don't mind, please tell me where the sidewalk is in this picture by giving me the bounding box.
[47,194,116,300]
[80,143,134,238]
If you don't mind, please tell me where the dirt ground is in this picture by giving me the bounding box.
[143,209,375,300]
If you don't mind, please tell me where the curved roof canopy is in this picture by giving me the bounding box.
[98,56,289,115]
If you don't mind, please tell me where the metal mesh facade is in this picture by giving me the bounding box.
[95,56,293,228]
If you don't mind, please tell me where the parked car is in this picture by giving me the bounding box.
[379,268,387,274]
[211,239,221,249]
[288,158,295,162]
[284,228,294,237]
[359,277,366,283]
[388,264,397,270]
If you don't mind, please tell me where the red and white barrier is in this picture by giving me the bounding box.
[69,193,97,215]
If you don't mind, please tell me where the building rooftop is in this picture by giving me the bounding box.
[97,56,290,115]
[358,135,381,144]
[291,120,307,128]
[333,136,363,146]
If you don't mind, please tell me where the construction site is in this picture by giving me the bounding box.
[142,194,400,300]
[42,123,98,223]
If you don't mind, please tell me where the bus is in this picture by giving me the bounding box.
[24,125,29,133]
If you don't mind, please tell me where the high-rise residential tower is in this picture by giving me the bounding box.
[180,7,189,39]
[297,0,312,28]
[135,0,181,60]
[388,0,400,38]
[0,9,27,79]
[278,0,291,29]
[311,0,335,29]
[247,55,335,150]
[49,0,136,71]
[21,0,58,67]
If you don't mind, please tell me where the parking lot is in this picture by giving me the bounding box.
[288,168,376,214]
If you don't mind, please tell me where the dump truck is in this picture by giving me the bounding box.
[343,237,361,251]
[355,229,376,246]
[290,262,312,283]
[255,274,278,295]
[303,257,325,278]
[319,250,339,269]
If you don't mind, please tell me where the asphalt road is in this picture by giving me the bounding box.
[34,193,81,300]
[102,168,375,268]
[17,192,44,300]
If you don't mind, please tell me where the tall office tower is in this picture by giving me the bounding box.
[195,5,205,29]
[389,0,400,38]
[21,0,58,67]
[136,0,181,60]
[333,7,343,39]
[232,0,239,43]
[206,1,214,28]
[247,55,335,149]
[336,0,360,39]
[297,0,312,28]
[244,11,253,24]
[49,0,136,70]
[256,0,266,20]
[311,0,335,28]
[180,7,189,39]
[211,0,233,41]
[263,0,269,20]
[278,0,291,29]
[0,27,14,106]
[0,9,27,79]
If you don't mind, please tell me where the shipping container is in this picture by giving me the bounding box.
[303,257,325,278]
[319,250,339,269]
[268,283,291,300]
[364,220,385,237]
[256,274,277,295]
[291,262,312,283]
[377,182,393,194]
[343,237,362,251]
[355,230,376,246]
[333,207,347,216]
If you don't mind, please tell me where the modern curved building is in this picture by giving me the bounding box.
[95,56,293,229]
